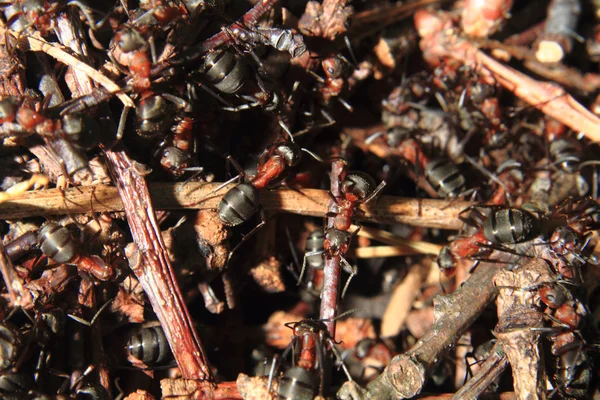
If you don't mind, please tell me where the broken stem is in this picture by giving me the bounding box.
[104,148,212,382]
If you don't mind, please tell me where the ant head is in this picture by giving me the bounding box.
[341,171,377,202]
[274,142,302,167]
[322,56,344,79]
[324,228,351,251]
[436,246,457,277]
[114,26,146,53]
[550,226,579,254]
[539,284,567,309]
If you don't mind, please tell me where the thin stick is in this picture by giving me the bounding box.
[452,342,508,399]
[10,31,134,108]
[353,245,422,258]
[0,183,469,229]
[381,262,427,337]
[104,148,213,382]
[320,159,346,336]
[338,260,501,399]
[354,225,442,255]
[0,240,31,309]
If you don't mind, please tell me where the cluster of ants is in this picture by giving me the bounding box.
[0,0,599,399]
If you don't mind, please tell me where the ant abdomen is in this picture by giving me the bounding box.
[482,208,540,244]
[217,182,260,226]
[0,323,20,371]
[38,222,78,264]
[126,325,172,366]
[277,366,317,400]
[425,157,465,198]
[202,49,247,95]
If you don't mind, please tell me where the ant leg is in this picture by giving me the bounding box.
[114,105,130,146]
[340,256,356,298]
[279,119,294,141]
[292,109,336,139]
[222,102,260,112]
[266,353,279,393]
[362,181,387,204]
[66,300,112,326]
[148,36,158,65]
[225,154,246,180]
[197,83,234,107]
[337,97,353,112]
[162,93,192,112]
[225,209,268,268]
[316,332,326,397]
[193,174,241,206]
[299,250,325,285]
[327,337,354,382]
[197,282,225,314]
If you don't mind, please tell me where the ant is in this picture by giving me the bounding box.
[298,168,385,296]
[199,134,322,267]
[273,313,355,399]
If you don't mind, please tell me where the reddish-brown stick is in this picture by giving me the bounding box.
[104,148,213,382]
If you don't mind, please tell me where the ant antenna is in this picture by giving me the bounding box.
[266,354,279,393]
[463,154,512,204]
[321,308,366,323]
[343,35,358,68]
[279,119,294,141]
[67,300,112,327]
[300,147,324,162]
[365,131,386,145]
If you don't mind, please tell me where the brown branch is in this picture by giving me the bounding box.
[452,343,509,400]
[104,148,213,382]
[10,30,134,108]
[0,240,32,309]
[493,258,552,399]
[0,183,469,229]
[320,159,346,336]
[338,259,501,399]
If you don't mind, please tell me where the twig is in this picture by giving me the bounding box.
[534,0,581,63]
[0,240,32,309]
[54,12,95,98]
[9,31,134,108]
[0,183,469,229]
[452,342,509,400]
[354,224,442,255]
[338,260,501,399]
[320,159,346,336]
[104,148,213,382]
[353,245,425,258]
[493,258,552,399]
[380,261,428,338]
[415,9,600,143]
[0,174,48,203]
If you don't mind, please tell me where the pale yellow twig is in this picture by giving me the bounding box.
[354,225,443,255]
[0,174,49,204]
[10,31,135,108]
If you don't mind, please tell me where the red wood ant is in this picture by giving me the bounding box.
[274,313,354,399]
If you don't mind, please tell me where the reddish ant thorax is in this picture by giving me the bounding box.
[76,255,115,282]
[450,231,488,259]
[16,106,46,130]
